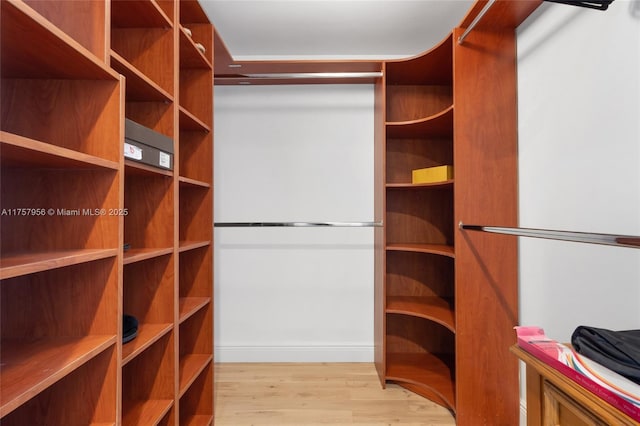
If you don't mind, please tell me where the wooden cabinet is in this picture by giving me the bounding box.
[1,0,214,424]
[375,2,542,424]
[512,345,639,426]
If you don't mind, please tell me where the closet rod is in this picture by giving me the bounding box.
[458,0,496,45]
[215,72,383,81]
[459,222,640,249]
[215,221,382,228]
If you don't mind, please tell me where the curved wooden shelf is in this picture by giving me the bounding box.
[1,132,120,170]
[122,323,173,365]
[179,106,211,132]
[179,176,211,189]
[123,247,173,265]
[387,296,455,333]
[110,51,173,102]
[0,335,117,417]
[386,105,453,138]
[122,399,173,426]
[179,240,211,253]
[1,1,118,80]
[386,34,453,85]
[386,180,453,189]
[179,354,213,397]
[386,352,455,413]
[0,248,119,280]
[179,297,211,324]
[111,0,173,28]
[386,243,455,258]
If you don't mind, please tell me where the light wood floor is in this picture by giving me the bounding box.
[214,363,456,425]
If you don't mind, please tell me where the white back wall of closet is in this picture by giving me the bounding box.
[213,84,375,362]
[517,0,640,345]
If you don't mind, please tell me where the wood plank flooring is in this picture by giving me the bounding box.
[214,363,456,425]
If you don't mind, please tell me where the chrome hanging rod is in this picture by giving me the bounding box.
[215,221,382,228]
[459,222,640,249]
[458,0,497,45]
[215,71,383,81]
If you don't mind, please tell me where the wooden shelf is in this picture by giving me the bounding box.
[122,323,173,365]
[122,399,173,426]
[125,159,174,177]
[179,297,211,324]
[0,335,116,417]
[386,296,455,332]
[110,51,173,102]
[179,354,213,397]
[179,240,211,253]
[386,181,453,189]
[179,176,211,188]
[111,0,173,28]
[0,132,119,170]
[386,352,455,412]
[182,415,213,426]
[179,106,211,132]
[386,106,453,139]
[180,28,212,69]
[0,248,119,280]
[0,1,117,80]
[386,243,455,258]
[123,247,173,265]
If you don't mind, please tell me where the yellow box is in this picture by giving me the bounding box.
[412,165,453,184]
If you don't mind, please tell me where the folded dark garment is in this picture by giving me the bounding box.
[123,314,139,344]
[572,325,640,385]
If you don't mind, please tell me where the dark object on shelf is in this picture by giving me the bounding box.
[123,314,139,344]
[543,0,614,10]
[572,325,640,385]
[124,119,174,170]
[123,242,131,252]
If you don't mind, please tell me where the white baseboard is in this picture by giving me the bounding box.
[215,344,374,363]
[520,398,527,426]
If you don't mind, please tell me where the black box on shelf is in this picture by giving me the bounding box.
[124,119,174,170]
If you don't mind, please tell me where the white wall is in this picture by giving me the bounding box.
[213,84,375,362]
[517,0,640,421]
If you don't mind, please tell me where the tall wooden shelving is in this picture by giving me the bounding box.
[375,2,543,424]
[1,0,214,424]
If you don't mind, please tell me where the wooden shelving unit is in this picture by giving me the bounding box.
[1,0,214,424]
[375,33,457,414]
[0,1,121,425]
[374,2,542,424]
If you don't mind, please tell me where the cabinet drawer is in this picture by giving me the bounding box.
[543,380,607,426]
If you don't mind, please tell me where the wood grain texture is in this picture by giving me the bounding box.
[110,51,174,102]
[512,346,639,426]
[386,137,452,184]
[1,79,121,160]
[386,296,455,332]
[179,363,213,423]
[386,35,453,85]
[122,333,175,403]
[1,1,115,79]
[459,0,543,30]
[23,0,107,60]
[111,27,175,94]
[179,130,213,183]
[386,188,454,246]
[453,27,519,426]
[124,174,174,249]
[0,346,117,425]
[179,245,212,299]
[214,363,455,425]
[111,0,173,29]
[386,250,454,299]
[386,106,453,139]
[386,86,452,123]
[179,305,213,357]
[179,69,213,127]
[1,257,118,337]
[123,253,174,324]
[179,186,212,242]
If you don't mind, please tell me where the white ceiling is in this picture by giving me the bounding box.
[201,0,475,61]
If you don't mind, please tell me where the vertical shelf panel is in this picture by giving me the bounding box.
[453,27,520,426]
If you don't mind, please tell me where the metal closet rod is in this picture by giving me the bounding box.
[215,221,382,228]
[459,222,640,249]
[215,72,383,81]
[458,0,613,45]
